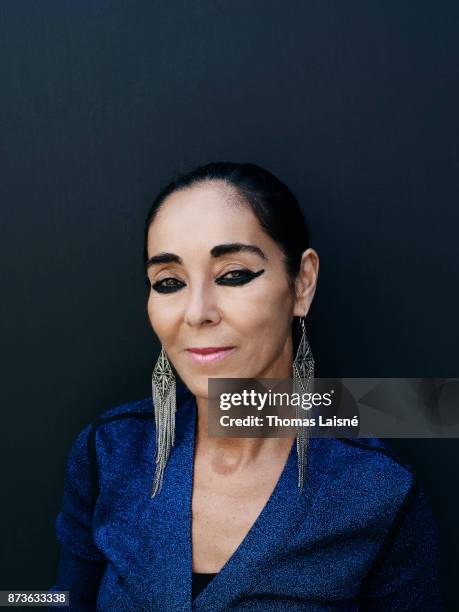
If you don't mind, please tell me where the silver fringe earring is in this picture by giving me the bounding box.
[151,346,177,497]
[292,314,315,491]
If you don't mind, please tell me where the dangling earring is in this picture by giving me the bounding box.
[151,346,177,497]
[292,314,315,491]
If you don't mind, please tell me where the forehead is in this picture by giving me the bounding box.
[147,181,274,255]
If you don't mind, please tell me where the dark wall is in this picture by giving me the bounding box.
[1,1,458,608]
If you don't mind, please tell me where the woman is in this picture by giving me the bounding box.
[50,162,442,610]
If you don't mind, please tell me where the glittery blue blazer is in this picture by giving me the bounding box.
[49,384,442,610]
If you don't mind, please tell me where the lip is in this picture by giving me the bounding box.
[186,346,236,363]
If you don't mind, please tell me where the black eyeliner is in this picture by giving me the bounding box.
[151,278,185,293]
[151,268,265,294]
[216,268,265,286]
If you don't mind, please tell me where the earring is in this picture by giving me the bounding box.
[292,315,315,491]
[151,346,177,497]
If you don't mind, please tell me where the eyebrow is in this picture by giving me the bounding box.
[145,242,267,269]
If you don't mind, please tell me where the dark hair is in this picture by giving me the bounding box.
[143,161,311,352]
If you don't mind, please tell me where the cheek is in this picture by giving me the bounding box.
[233,288,291,342]
[146,295,158,330]
[147,295,178,342]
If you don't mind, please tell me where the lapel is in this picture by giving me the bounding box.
[142,388,324,611]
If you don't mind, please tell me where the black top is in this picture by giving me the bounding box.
[192,572,218,600]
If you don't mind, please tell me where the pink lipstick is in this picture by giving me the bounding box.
[186,346,236,363]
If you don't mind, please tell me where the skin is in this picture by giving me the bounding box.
[146,179,319,570]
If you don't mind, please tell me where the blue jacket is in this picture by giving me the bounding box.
[50,384,442,610]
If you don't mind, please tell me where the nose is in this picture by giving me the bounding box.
[183,280,221,328]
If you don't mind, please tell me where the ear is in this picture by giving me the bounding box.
[293,248,319,318]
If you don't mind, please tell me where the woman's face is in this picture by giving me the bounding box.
[146,181,304,400]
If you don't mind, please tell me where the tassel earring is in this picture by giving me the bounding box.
[292,315,315,491]
[151,346,177,497]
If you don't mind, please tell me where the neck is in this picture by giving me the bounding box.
[194,398,295,472]
[193,343,296,470]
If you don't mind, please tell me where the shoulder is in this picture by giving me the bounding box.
[89,383,193,432]
[304,437,439,575]
[67,384,194,470]
[313,437,419,527]
[93,396,154,425]
[82,384,194,461]
[63,398,154,474]
[327,436,415,483]
[66,384,195,502]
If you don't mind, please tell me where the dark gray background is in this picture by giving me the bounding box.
[1,1,458,608]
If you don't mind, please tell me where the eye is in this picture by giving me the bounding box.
[216,268,265,286]
[151,277,185,294]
